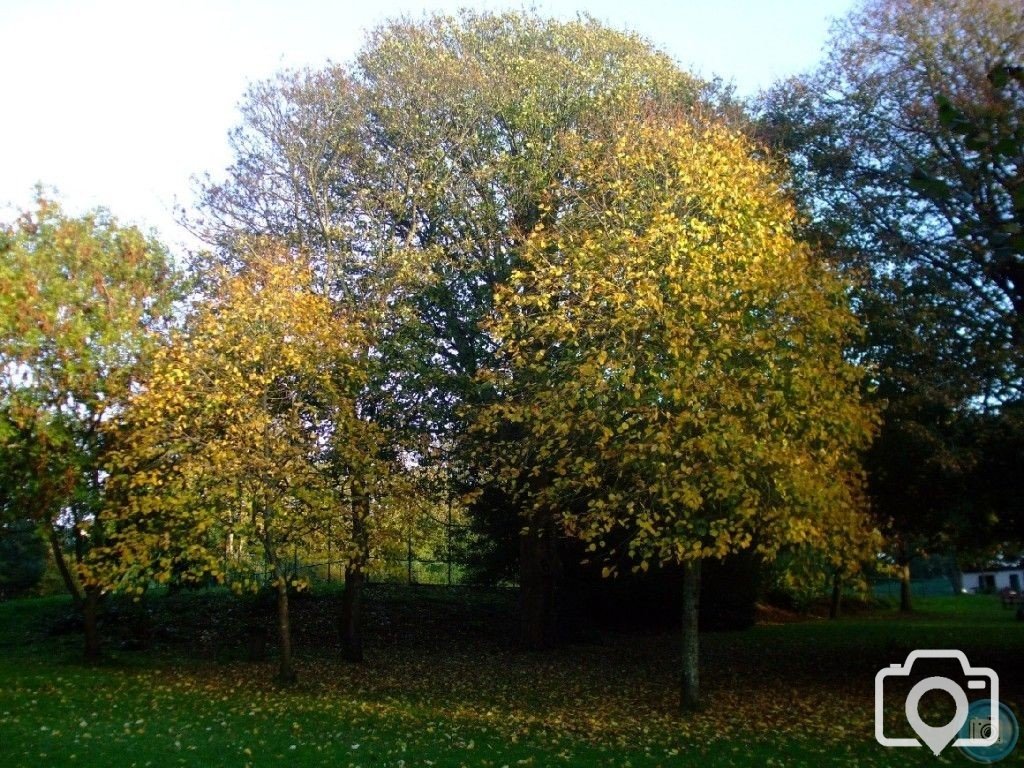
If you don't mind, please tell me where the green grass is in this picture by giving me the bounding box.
[0,589,1021,767]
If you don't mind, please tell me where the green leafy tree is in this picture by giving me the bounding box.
[0,195,178,657]
[754,0,1024,608]
[769,514,886,619]
[475,120,877,708]
[195,11,729,647]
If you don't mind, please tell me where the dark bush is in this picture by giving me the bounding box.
[0,519,47,599]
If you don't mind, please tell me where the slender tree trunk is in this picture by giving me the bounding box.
[48,524,82,606]
[275,575,296,684]
[340,565,364,661]
[76,475,106,661]
[256,485,296,683]
[82,586,101,662]
[339,478,368,662]
[829,572,842,620]
[519,511,560,650]
[519,531,544,648]
[681,559,701,711]
[899,560,913,613]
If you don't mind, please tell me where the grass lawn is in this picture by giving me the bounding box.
[0,588,1021,767]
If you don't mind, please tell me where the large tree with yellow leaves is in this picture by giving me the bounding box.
[476,120,877,708]
[99,243,399,683]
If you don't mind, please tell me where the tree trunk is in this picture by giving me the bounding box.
[339,478,369,662]
[48,524,82,606]
[83,586,101,662]
[829,572,842,620]
[899,561,913,613]
[681,559,701,711]
[275,576,296,684]
[340,565,364,661]
[255,486,296,683]
[518,511,560,650]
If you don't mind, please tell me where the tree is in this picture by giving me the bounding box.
[757,0,1023,384]
[194,11,729,648]
[769,512,885,619]
[0,195,178,657]
[753,0,1024,608]
[925,62,1024,317]
[475,119,877,708]
[98,242,400,682]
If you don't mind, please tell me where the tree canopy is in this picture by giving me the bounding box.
[192,11,744,649]
[0,196,179,654]
[97,242,408,681]
[757,0,1023,405]
[479,119,875,572]
[475,118,878,705]
[753,0,1024,596]
[196,11,722,436]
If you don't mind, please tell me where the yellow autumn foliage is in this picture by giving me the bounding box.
[96,241,397,591]
[476,119,878,572]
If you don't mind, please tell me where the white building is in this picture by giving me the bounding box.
[961,567,1024,593]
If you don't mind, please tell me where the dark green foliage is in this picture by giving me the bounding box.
[958,402,1024,550]
[0,520,46,599]
[462,486,522,586]
[753,0,1024,572]
[922,64,1024,350]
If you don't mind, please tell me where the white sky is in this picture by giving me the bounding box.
[0,0,853,254]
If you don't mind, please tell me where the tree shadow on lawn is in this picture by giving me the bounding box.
[22,586,1024,754]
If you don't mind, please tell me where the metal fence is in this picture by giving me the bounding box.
[871,576,956,599]
[288,556,471,586]
[259,543,479,588]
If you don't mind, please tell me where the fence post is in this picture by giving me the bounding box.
[446,494,453,586]
[407,536,414,585]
